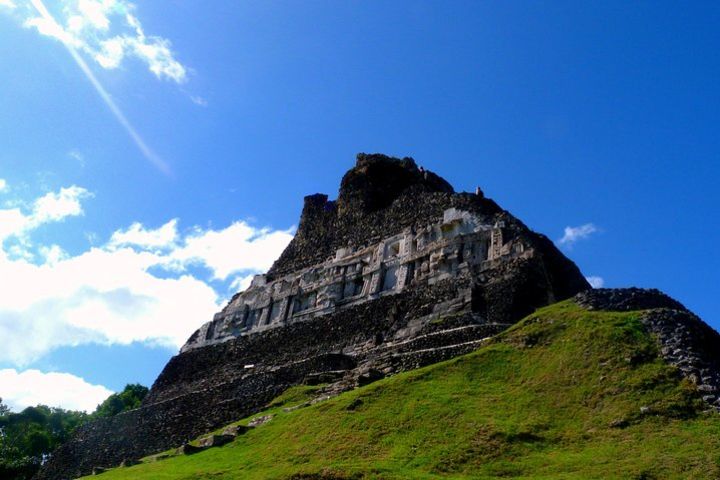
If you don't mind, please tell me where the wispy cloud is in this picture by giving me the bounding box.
[0,179,7,192]
[557,223,598,247]
[1,0,182,175]
[190,95,208,107]
[74,46,172,175]
[68,149,85,166]
[586,276,605,288]
[20,0,188,83]
[0,0,16,9]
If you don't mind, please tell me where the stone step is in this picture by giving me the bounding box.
[377,338,493,372]
[380,323,508,355]
[302,370,349,385]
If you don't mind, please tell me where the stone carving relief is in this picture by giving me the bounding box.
[182,208,531,352]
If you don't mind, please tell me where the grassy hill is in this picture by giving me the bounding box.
[84,301,720,480]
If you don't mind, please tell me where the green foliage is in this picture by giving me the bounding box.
[0,404,88,480]
[84,302,720,479]
[0,384,148,480]
[93,384,149,419]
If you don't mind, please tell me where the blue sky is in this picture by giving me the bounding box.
[0,0,718,411]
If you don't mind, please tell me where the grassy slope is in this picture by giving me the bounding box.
[86,301,720,480]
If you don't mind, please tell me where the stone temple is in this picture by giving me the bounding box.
[37,154,591,479]
[184,207,530,350]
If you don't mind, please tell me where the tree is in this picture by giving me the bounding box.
[0,384,147,479]
[93,383,148,418]
[0,404,88,480]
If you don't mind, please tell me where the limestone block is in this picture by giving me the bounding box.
[198,434,235,448]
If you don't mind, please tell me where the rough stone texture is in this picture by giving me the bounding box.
[575,287,686,312]
[197,434,235,448]
[183,206,513,350]
[641,308,720,410]
[36,154,590,480]
[574,288,720,410]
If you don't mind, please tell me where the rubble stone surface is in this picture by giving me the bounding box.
[575,287,686,312]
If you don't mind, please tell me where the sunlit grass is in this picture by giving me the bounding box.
[84,301,720,479]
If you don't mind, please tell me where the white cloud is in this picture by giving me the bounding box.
[23,1,81,47]
[73,0,111,31]
[32,185,91,224]
[0,187,294,366]
[130,35,186,83]
[0,184,89,246]
[13,0,188,83]
[168,222,295,280]
[68,149,85,166]
[0,179,6,192]
[0,248,223,364]
[557,223,598,247]
[0,0,16,9]
[38,244,68,265]
[190,95,208,107]
[95,36,125,68]
[3,2,175,174]
[0,368,113,412]
[0,208,30,245]
[107,219,295,279]
[586,276,605,288]
[109,218,178,250]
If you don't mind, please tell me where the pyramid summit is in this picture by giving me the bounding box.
[38,154,593,478]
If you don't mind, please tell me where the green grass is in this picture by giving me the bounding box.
[85,301,720,479]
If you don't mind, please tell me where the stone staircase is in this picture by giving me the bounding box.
[309,320,510,398]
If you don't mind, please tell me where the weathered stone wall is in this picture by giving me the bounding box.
[36,354,348,480]
[642,309,720,409]
[148,278,471,404]
[183,207,525,351]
